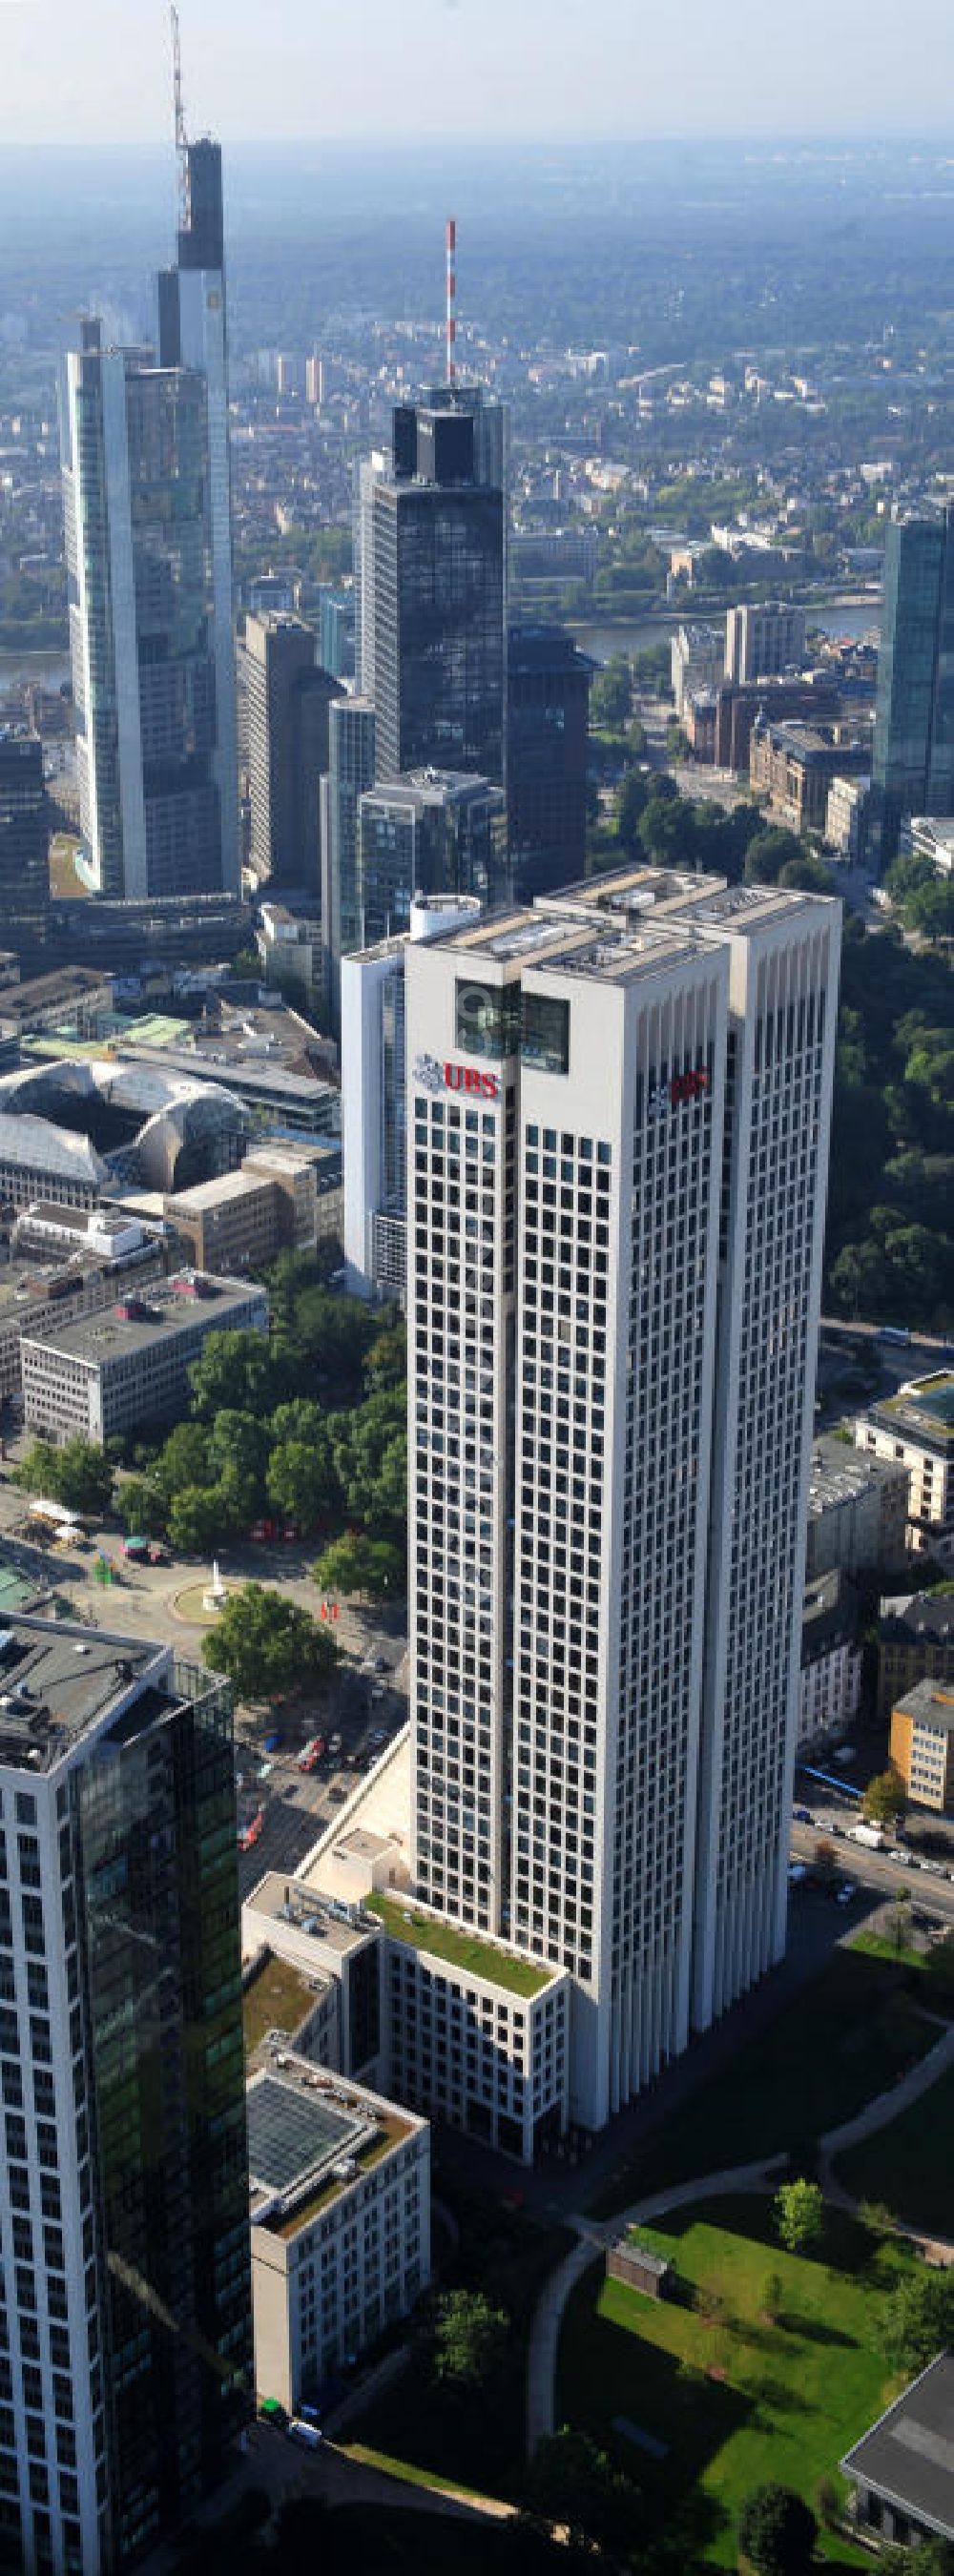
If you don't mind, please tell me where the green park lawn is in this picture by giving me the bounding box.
[836,2061,954,2239]
[557,2196,915,2570]
[590,1943,942,2217]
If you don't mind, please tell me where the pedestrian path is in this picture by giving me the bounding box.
[527,2024,954,2459]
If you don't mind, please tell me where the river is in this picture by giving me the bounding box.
[570,599,881,665]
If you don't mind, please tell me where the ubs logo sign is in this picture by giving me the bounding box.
[413,1055,500,1101]
[648,1067,710,1120]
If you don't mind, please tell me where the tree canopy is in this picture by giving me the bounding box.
[431,2289,508,2393]
[737,2483,817,2576]
[201,1582,338,1702]
[861,1765,907,1827]
[773,2178,824,2257]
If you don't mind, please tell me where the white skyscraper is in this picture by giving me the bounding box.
[340,894,482,1305]
[404,865,840,2134]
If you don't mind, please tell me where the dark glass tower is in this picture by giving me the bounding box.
[506,625,593,898]
[0,727,49,945]
[369,403,505,787]
[0,1618,250,2576]
[357,767,508,946]
[873,507,954,861]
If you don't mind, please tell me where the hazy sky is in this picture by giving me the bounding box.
[1,0,952,145]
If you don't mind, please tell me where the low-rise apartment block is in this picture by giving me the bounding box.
[805,1434,909,1580]
[856,1374,954,1563]
[798,1569,862,1746]
[21,1270,268,1444]
[877,1589,954,1722]
[248,2051,429,2411]
[889,1679,954,1813]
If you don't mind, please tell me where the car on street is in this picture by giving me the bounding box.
[836,1881,858,1906]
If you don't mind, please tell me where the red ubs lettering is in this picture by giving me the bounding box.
[443,1062,499,1100]
[670,1068,710,1106]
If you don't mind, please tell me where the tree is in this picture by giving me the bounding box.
[13,1439,65,1499]
[168,1481,233,1556]
[119,1476,166,1538]
[266,1438,338,1532]
[431,2289,508,2393]
[737,2483,817,2576]
[311,1532,404,1600]
[202,1582,338,1701]
[363,1322,406,1395]
[615,768,651,852]
[52,1439,114,1517]
[153,1419,213,1508]
[774,2178,823,2257]
[862,1764,906,1828]
[743,826,805,884]
[188,1330,278,1422]
[590,654,632,731]
[524,2426,638,2561]
[881,2269,954,2376]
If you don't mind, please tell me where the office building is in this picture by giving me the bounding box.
[878,1588,954,1722]
[320,696,376,1027]
[404,863,839,2132]
[749,717,863,836]
[0,1614,250,2575]
[671,623,723,718]
[238,612,342,890]
[805,1434,909,1580]
[358,769,507,949]
[61,139,238,900]
[900,813,954,876]
[0,729,49,945]
[353,452,387,702]
[724,601,807,686]
[825,773,872,863]
[841,2354,954,2552]
[317,587,356,684]
[507,626,592,898]
[873,508,954,861]
[0,1208,166,1400]
[798,1569,862,1746]
[365,401,505,785]
[248,2051,429,2409]
[161,1139,338,1273]
[21,1269,267,1445]
[855,1373,954,1563]
[889,1679,954,1812]
[340,894,481,1304]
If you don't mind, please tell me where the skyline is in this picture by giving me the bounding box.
[1,0,951,147]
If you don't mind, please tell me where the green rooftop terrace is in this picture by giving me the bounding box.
[366,1891,552,1998]
[878,1373,954,1431]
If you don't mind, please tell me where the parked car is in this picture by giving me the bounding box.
[286,2418,322,2449]
[836,1881,858,1906]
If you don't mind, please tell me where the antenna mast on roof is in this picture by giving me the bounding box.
[170,4,190,231]
[446,217,456,384]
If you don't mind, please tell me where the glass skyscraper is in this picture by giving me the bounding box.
[0,1618,250,2576]
[357,768,508,948]
[366,403,506,788]
[61,142,238,900]
[872,506,954,861]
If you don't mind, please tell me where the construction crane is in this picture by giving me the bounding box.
[170,3,190,231]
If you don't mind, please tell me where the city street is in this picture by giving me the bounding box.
[0,1464,410,1899]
